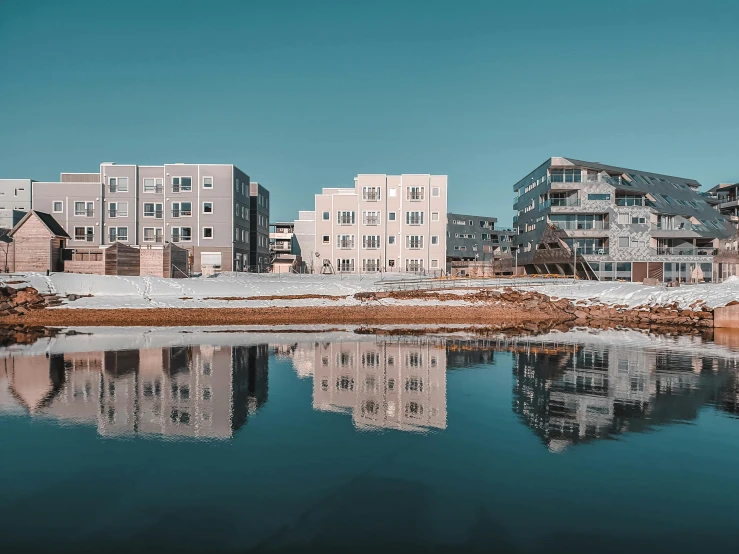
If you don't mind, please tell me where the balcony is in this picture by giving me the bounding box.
[74,209,94,217]
[363,217,380,226]
[108,210,128,218]
[551,198,580,207]
[144,210,163,219]
[338,241,355,250]
[552,222,609,231]
[656,247,717,256]
[580,247,610,256]
[171,209,192,218]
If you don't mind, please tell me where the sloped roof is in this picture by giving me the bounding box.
[9,210,70,239]
[561,157,702,188]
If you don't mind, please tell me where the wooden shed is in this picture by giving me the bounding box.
[104,242,141,276]
[7,210,69,273]
[139,243,189,278]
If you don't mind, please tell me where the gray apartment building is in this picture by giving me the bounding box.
[23,161,268,273]
[249,182,270,271]
[446,213,515,276]
[0,179,33,231]
[513,157,734,282]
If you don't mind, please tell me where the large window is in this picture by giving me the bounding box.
[363,259,381,272]
[406,211,424,225]
[171,227,192,242]
[362,187,380,201]
[407,187,425,201]
[336,259,355,272]
[172,177,192,193]
[109,227,128,242]
[74,226,94,242]
[143,227,163,243]
[143,203,163,218]
[363,235,381,249]
[550,168,581,183]
[108,201,128,218]
[406,235,424,249]
[338,234,355,249]
[172,202,192,218]
[337,211,355,225]
[143,178,163,193]
[74,201,94,217]
[109,177,128,193]
[406,259,424,272]
[362,211,380,225]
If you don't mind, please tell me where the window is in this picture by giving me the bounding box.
[406,235,423,249]
[431,235,439,245]
[322,235,330,244]
[431,259,439,268]
[143,227,163,243]
[53,201,63,213]
[406,259,423,272]
[109,227,128,242]
[336,259,354,272]
[74,227,94,242]
[362,211,380,225]
[338,234,355,249]
[389,188,397,197]
[242,206,246,219]
[338,211,355,225]
[407,186,425,201]
[618,236,630,248]
[203,227,214,239]
[406,211,424,225]
[389,212,396,221]
[363,259,381,272]
[588,193,611,201]
[203,202,213,214]
[74,201,94,217]
[235,179,239,193]
[322,211,330,220]
[172,202,192,217]
[618,213,630,225]
[171,227,192,242]
[631,216,646,224]
[363,235,381,249]
[203,176,213,189]
[143,202,163,218]
[431,212,439,221]
[143,178,163,193]
[432,187,440,197]
[172,176,192,193]
[109,177,128,193]
[362,187,380,201]
[108,201,128,218]
[388,236,396,245]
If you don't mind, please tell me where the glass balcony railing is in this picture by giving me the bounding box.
[550,198,581,207]
[578,246,609,255]
[656,247,717,256]
[552,222,609,231]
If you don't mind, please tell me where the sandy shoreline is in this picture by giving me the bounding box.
[0,305,563,327]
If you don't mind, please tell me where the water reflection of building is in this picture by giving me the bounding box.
[512,342,738,452]
[0,345,268,440]
[313,338,447,432]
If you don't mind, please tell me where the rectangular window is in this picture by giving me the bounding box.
[143,178,163,193]
[336,259,354,272]
[631,216,646,224]
[618,213,630,225]
[172,202,192,217]
[406,259,424,272]
[203,202,213,214]
[203,176,213,189]
[406,235,423,249]
[143,202,163,218]
[172,227,192,242]
[143,227,163,243]
[389,188,397,197]
[363,235,381,249]
[53,201,63,213]
[388,212,396,221]
[389,236,396,245]
[431,212,439,222]
[74,227,94,242]
[431,235,439,245]
[337,211,355,225]
[322,211,330,220]
[588,193,611,201]
[362,211,381,225]
[74,201,94,217]
[338,234,355,249]
[362,258,381,272]
[406,211,424,225]
[431,259,439,268]
[407,186,425,201]
[203,227,213,239]
[432,187,440,197]
[109,177,128,193]
[109,227,128,242]
[362,187,381,201]
[322,235,330,244]
[108,201,128,218]
[172,176,192,193]
[618,236,630,248]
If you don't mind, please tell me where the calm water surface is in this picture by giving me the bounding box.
[1,327,739,553]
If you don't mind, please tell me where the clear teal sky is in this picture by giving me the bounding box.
[1,0,738,225]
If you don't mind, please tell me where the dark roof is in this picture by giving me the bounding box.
[9,210,70,239]
[561,157,702,188]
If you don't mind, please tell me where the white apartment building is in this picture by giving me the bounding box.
[313,174,448,274]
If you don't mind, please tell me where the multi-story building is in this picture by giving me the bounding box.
[0,179,33,230]
[707,181,739,228]
[446,213,515,276]
[705,182,739,280]
[513,157,735,282]
[313,174,448,274]
[249,182,270,271]
[23,161,266,273]
[269,221,296,258]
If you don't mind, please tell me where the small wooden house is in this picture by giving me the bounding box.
[104,242,140,276]
[7,210,69,273]
[139,243,189,278]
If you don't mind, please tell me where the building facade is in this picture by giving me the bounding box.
[313,174,448,274]
[0,179,33,230]
[446,213,515,276]
[249,182,270,271]
[513,157,734,282]
[293,211,316,272]
[20,161,267,273]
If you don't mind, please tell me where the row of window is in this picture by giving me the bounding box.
[452,245,511,252]
[53,200,217,218]
[358,186,442,201]
[323,211,440,225]
[333,258,438,272]
[71,226,216,243]
[323,234,441,248]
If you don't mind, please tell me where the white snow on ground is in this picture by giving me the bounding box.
[1,272,737,310]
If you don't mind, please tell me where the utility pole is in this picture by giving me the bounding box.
[573,241,579,280]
